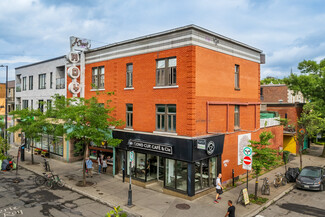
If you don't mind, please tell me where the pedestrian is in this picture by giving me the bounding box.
[102,156,108,173]
[97,154,103,174]
[214,173,223,204]
[85,157,93,178]
[224,200,235,217]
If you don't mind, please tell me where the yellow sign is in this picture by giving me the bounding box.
[242,188,250,205]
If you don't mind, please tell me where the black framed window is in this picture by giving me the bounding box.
[29,76,33,90]
[92,66,105,89]
[234,105,240,129]
[39,100,44,112]
[39,74,46,89]
[22,100,28,109]
[126,104,133,128]
[165,159,187,192]
[126,63,133,88]
[22,77,27,91]
[50,72,53,89]
[156,57,176,86]
[235,64,240,89]
[47,100,52,110]
[156,104,176,132]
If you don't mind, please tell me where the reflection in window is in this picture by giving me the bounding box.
[135,153,146,180]
[165,159,175,188]
[146,154,157,181]
[176,161,187,191]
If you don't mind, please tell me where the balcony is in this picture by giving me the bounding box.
[260,117,280,128]
[56,78,65,89]
[16,83,21,92]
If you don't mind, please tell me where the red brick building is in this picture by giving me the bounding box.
[71,25,283,197]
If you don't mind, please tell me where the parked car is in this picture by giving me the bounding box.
[296,166,325,191]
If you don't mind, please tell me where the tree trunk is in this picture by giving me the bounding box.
[299,138,303,170]
[82,143,89,186]
[31,140,34,165]
[321,144,325,158]
[255,175,258,200]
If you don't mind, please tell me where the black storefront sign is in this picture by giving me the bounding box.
[129,140,173,155]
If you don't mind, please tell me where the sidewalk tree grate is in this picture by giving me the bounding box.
[175,203,191,210]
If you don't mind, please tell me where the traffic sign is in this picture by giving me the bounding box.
[243,147,252,156]
[129,151,134,167]
[243,156,252,170]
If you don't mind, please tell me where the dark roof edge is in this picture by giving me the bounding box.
[87,24,263,54]
[15,55,66,70]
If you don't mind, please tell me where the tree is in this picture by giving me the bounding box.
[8,108,48,164]
[249,131,280,199]
[284,58,325,158]
[50,94,122,186]
[260,77,284,85]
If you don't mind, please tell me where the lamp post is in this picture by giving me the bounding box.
[0,65,8,154]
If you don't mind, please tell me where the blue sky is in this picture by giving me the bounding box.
[1,0,325,82]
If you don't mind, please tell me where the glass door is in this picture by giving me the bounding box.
[158,157,164,180]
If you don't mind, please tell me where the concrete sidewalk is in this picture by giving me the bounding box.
[8,144,325,217]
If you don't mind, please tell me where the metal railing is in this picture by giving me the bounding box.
[260,117,280,128]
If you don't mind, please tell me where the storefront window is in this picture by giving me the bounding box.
[202,159,209,189]
[195,161,201,191]
[126,151,131,176]
[147,154,157,181]
[49,135,54,153]
[42,135,49,151]
[176,161,187,191]
[195,157,218,192]
[165,159,175,188]
[209,158,217,187]
[135,153,146,180]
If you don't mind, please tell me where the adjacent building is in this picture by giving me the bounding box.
[69,25,283,198]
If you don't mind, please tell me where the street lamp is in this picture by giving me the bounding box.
[0,65,8,153]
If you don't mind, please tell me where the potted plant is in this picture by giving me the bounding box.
[41,150,49,157]
[34,148,41,155]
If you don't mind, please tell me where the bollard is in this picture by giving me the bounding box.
[232,169,235,186]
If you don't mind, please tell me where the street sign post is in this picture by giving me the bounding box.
[242,146,253,191]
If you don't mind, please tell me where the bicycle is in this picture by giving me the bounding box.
[261,177,270,195]
[273,172,287,188]
[35,171,64,189]
[35,172,53,186]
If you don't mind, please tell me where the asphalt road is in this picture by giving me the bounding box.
[257,187,325,217]
[0,168,113,217]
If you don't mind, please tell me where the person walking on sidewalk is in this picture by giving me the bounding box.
[98,154,103,174]
[86,158,93,178]
[224,200,235,217]
[214,173,224,203]
[102,157,108,173]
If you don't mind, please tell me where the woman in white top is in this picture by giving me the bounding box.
[102,157,108,173]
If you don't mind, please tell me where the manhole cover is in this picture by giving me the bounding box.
[175,203,191,210]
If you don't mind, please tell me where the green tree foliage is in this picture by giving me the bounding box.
[0,137,9,160]
[50,94,122,186]
[249,131,280,199]
[8,108,48,164]
[284,58,325,158]
[260,77,284,85]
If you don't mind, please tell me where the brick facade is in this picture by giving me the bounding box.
[261,84,288,103]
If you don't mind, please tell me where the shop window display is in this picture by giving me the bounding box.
[176,161,187,191]
[146,154,157,181]
[135,153,146,180]
[165,159,175,188]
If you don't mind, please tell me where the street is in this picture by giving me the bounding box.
[257,187,325,217]
[0,168,113,217]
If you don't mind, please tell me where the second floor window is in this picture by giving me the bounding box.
[156,104,176,132]
[156,57,177,86]
[126,64,133,88]
[22,100,28,109]
[50,72,53,89]
[22,77,27,91]
[235,64,240,89]
[39,74,46,89]
[47,100,52,110]
[29,76,33,90]
[234,105,240,129]
[92,66,105,89]
[126,104,133,128]
[39,100,44,112]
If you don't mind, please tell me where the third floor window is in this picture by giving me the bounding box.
[126,64,133,88]
[92,66,105,89]
[39,74,46,89]
[22,77,27,91]
[156,57,177,86]
[235,64,240,89]
[29,76,33,90]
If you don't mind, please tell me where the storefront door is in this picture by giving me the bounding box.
[157,156,164,181]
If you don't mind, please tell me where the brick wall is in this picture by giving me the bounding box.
[261,85,288,103]
[266,105,303,127]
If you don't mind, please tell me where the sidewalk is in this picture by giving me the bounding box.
[8,144,325,217]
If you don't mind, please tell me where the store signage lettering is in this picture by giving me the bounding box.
[197,139,206,150]
[70,36,91,51]
[129,140,173,155]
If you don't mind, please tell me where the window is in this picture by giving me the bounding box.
[92,66,105,89]
[156,104,176,133]
[39,100,44,112]
[22,100,28,109]
[22,77,27,91]
[47,100,52,110]
[126,64,133,88]
[165,159,187,192]
[50,72,53,89]
[126,104,133,128]
[31,100,33,110]
[156,57,177,86]
[39,74,46,89]
[235,64,240,89]
[234,105,240,129]
[29,76,33,90]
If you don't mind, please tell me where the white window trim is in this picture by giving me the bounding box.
[124,87,134,90]
[90,89,105,91]
[153,131,177,136]
[124,127,134,131]
[153,85,179,89]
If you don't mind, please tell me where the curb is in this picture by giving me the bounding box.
[19,164,142,217]
[246,185,295,217]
